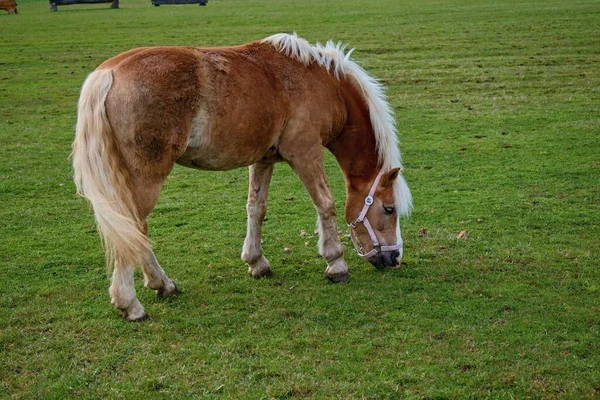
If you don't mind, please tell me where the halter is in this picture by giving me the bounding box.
[348,169,402,259]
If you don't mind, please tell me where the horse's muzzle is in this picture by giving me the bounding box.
[367,250,401,268]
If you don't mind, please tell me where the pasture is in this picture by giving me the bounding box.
[1,0,598,398]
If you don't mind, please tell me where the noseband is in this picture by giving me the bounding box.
[348,169,402,259]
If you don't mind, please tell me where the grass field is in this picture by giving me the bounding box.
[1,0,599,398]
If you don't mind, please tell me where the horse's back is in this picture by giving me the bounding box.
[177,44,294,170]
[98,42,346,172]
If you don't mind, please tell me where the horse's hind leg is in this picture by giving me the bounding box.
[110,259,148,321]
[132,181,179,298]
[109,179,176,321]
[242,161,274,278]
[141,221,179,298]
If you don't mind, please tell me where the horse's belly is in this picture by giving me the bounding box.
[176,148,259,170]
[176,109,279,171]
[177,139,268,171]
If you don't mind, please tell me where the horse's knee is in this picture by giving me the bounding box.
[317,198,337,220]
[246,199,267,221]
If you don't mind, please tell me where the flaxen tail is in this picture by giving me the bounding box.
[72,69,148,270]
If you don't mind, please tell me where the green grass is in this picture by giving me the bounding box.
[1,0,599,398]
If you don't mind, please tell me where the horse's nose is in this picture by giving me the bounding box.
[382,251,400,266]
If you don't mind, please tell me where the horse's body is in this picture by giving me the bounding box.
[73,33,412,320]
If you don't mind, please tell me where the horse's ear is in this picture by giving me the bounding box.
[380,167,401,188]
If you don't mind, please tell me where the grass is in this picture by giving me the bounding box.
[1,0,599,398]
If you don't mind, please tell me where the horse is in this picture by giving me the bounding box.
[72,33,413,321]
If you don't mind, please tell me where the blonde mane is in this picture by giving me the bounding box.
[261,33,413,216]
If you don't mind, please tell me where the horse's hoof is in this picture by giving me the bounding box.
[122,310,150,322]
[156,283,180,299]
[326,272,349,283]
[248,256,272,278]
[248,265,273,278]
[325,259,349,283]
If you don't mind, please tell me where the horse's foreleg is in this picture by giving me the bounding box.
[242,162,274,278]
[290,156,348,282]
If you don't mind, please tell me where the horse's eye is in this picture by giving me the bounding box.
[383,206,395,215]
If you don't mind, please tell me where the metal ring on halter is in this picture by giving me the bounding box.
[347,169,402,259]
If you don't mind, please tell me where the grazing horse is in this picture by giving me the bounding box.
[0,0,18,14]
[72,33,412,321]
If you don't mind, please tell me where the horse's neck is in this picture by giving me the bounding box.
[327,80,380,193]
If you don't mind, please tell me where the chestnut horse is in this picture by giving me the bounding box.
[72,33,412,321]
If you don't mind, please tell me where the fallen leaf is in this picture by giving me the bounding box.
[456,231,468,239]
[419,228,429,237]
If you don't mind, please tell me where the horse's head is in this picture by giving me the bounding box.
[346,168,404,268]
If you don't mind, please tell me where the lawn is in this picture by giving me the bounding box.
[1,0,599,398]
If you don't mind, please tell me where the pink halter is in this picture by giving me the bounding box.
[348,169,402,259]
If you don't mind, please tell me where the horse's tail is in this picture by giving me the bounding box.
[72,68,148,270]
